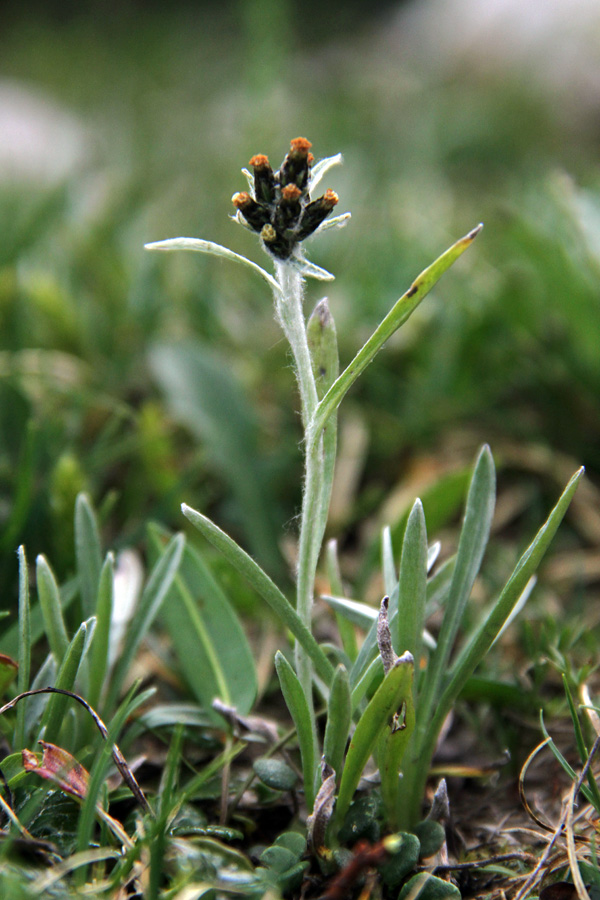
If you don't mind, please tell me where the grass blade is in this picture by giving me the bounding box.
[416,446,495,730]
[87,552,114,712]
[36,554,69,667]
[311,225,482,439]
[323,664,352,784]
[402,465,584,828]
[106,533,185,713]
[40,618,95,744]
[74,493,102,619]
[15,546,30,751]
[325,539,358,662]
[397,500,428,667]
[378,672,416,831]
[275,651,317,811]
[381,526,397,597]
[181,504,334,685]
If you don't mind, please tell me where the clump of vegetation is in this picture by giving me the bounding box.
[0,138,588,899]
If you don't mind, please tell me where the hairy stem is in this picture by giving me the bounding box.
[274,262,324,798]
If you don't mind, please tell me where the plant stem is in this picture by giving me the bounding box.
[273,261,326,802]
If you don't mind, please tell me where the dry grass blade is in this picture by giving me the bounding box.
[565,781,591,900]
[0,687,152,814]
[518,737,556,835]
[580,684,600,738]
[514,732,600,900]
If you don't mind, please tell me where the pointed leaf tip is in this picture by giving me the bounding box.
[467,223,484,240]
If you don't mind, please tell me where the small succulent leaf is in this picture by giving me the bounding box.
[253,758,298,792]
[260,845,299,874]
[336,651,414,827]
[415,820,446,858]
[323,664,352,781]
[398,873,461,900]
[274,831,307,857]
[181,504,334,685]
[274,651,316,811]
[380,832,421,888]
[338,794,383,844]
[144,237,280,294]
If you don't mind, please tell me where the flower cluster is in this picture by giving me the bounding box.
[232,138,339,260]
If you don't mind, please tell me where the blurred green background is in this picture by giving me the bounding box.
[1,0,600,602]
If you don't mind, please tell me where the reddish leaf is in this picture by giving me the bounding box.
[0,653,18,696]
[22,742,90,800]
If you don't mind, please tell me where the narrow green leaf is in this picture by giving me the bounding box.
[351,656,383,712]
[148,523,257,718]
[74,493,103,619]
[403,466,583,830]
[106,533,185,713]
[539,711,596,808]
[275,651,317,811]
[378,671,415,831]
[306,299,339,401]
[397,500,428,666]
[323,664,352,783]
[322,594,378,630]
[40,618,95,744]
[381,526,397,597]
[325,540,358,662]
[417,446,495,729]
[0,577,78,660]
[15,545,30,751]
[336,651,414,827]
[182,504,334,686]
[311,224,483,439]
[144,237,280,294]
[77,685,155,860]
[87,552,114,711]
[36,555,69,667]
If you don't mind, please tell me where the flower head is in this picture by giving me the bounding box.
[232,138,341,261]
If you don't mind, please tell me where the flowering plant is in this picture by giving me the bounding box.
[147,138,582,846]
